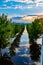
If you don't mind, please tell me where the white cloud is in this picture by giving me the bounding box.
[15,0,43,7]
[0,6,11,9]
[37,3,43,6]
[5,0,43,3]
[14,5,23,9]
[10,0,32,2]
[14,5,33,9]
[34,0,43,7]
[4,0,43,3]
[5,0,9,2]
[2,0,43,8]
[0,4,33,10]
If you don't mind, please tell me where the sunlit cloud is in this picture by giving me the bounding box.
[31,12,43,15]
[7,14,26,19]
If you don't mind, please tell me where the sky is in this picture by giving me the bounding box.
[0,0,43,18]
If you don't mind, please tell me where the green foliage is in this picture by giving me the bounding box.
[14,24,20,34]
[39,18,43,33]
[14,24,24,34]
[0,14,13,48]
[0,14,25,49]
[27,19,42,40]
[30,40,41,61]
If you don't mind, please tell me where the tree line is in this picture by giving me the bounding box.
[0,14,24,57]
[26,18,43,40]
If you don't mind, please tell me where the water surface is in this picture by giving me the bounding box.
[1,26,42,65]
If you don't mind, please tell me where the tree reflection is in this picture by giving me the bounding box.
[11,25,24,47]
[0,53,13,65]
[29,39,41,61]
[9,27,24,57]
[0,25,25,65]
[9,35,21,56]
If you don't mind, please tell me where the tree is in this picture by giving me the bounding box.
[0,14,25,57]
[27,19,42,40]
[0,14,13,57]
[39,18,43,33]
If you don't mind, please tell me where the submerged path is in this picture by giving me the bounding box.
[2,26,41,65]
[11,26,37,65]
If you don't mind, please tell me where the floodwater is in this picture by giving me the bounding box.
[41,45,43,65]
[1,26,42,65]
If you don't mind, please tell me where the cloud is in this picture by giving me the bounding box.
[7,14,26,19]
[35,12,43,15]
[34,0,43,7]
[4,0,43,7]
[14,5,33,9]
[0,4,33,10]
[0,0,43,13]
[27,12,43,15]
[5,0,33,3]
[21,12,43,22]
[0,6,11,9]
[8,12,43,19]
[37,2,43,7]
[5,0,43,3]
[14,5,23,9]
[5,0,9,2]
[14,0,33,3]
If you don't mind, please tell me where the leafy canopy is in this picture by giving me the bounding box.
[27,19,42,40]
[0,14,13,48]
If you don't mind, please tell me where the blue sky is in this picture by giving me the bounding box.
[0,0,43,18]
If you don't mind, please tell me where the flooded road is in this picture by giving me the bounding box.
[41,34,43,65]
[10,26,41,65]
[11,26,30,65]
[1,26,42,65]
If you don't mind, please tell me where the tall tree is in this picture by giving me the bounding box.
[27,19,42,40]
[0,14,13,57]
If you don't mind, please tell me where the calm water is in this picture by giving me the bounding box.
[1,26,42,65]
[42,45,43,65]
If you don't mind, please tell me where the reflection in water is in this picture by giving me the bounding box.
[41,45,43,65]
[9,27,24,57]
[0,26,25,65]
[0,25,42,65]
[9,35,21,57]
[0,54,13,65]
[29,39,41,61]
